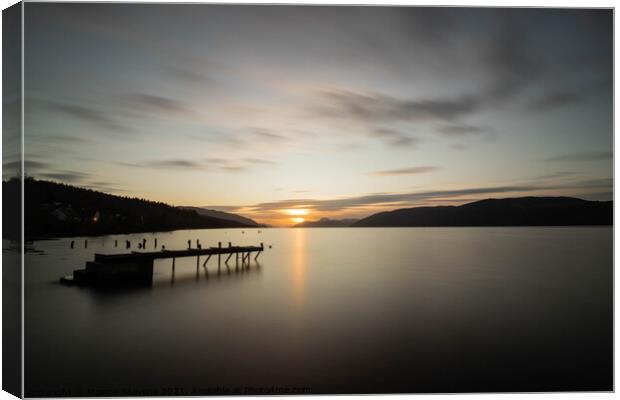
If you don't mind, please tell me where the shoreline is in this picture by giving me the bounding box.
[3,224,613,244]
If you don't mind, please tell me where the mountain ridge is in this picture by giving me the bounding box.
[294,217,359,228]
[4,178,256,240]
[180,206,263,227]
[353,196,612,227]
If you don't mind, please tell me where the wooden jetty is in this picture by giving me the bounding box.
[60,242,264,286]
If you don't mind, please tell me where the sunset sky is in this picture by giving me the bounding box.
[15,4,613,226]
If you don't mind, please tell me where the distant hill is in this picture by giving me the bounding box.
[294,218,359,227]
[353,197,613,227]
[180,206,263,227]
[3,178,255,240]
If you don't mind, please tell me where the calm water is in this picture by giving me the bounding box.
[19,227,612,395]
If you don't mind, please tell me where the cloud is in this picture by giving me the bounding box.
[131,93,187,113]
[44,100,128,132]
[371,128,418,147]
[243,179,612,215]
[243,158,277,165]
[36,170,91,183]
[545,151,613,162]
[482,13,543,102]
[371,166,439,176]
[527,90,584,112]
[316,89,481,124]
[33,134,92,144]
[436,124,491,137]
[120,159,206,170]
[535,171,581,180]
[164,66,212,85]
[253,128,289,142]
[246,185,539,213]
[119,156,277,173]
[4,160,51,171]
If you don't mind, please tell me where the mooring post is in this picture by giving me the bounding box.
[228,242,231,248]
[85,240,88,248]
[196,255,200,270]
[154,238,157,248]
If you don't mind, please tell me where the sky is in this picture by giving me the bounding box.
[13,4,613,226]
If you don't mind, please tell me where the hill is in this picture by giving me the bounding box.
[3,178,255,240]
[353,197,613,227]
[180,206,263,227]
[294,218,359,227]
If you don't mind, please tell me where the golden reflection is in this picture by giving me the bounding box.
[292,228,306,307]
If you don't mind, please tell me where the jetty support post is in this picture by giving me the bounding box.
[254,242,264,261]
[203,254,211,267]
[135,258,155,282]
[217,242,222,265]
[225,253,233,264]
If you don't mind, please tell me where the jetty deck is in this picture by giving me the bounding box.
[61,242,264,286]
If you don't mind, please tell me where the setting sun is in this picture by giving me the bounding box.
[291,217,305,224]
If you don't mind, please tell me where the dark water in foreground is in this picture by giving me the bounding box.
[19,227,612,395]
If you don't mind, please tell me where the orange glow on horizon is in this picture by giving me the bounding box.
[291,217,305,224]
[285,208,310,216]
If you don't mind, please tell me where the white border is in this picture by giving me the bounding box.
[0,1,615,400]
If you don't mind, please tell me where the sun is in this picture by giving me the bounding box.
[291,217,305,224]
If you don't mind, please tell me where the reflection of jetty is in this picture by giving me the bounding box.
[60,242,264,285]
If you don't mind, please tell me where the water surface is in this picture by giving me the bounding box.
[20,227,612,395]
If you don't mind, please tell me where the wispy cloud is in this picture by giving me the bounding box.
[436,124,492,137]
[253,128,289,142]
[164,66,212,85]
[527,90,583,112]
[130,93,187,113]
[119,156,277,172]
[37,170,91,182]
[243,158,277,165]
[44,100,128,132]
[315,89,481,124]
[545,151,613,162]
[5,160,51,171]
[242,179,612,216]
[120,159,206,170]
[371,166,439,176]
[370,128,418,147]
